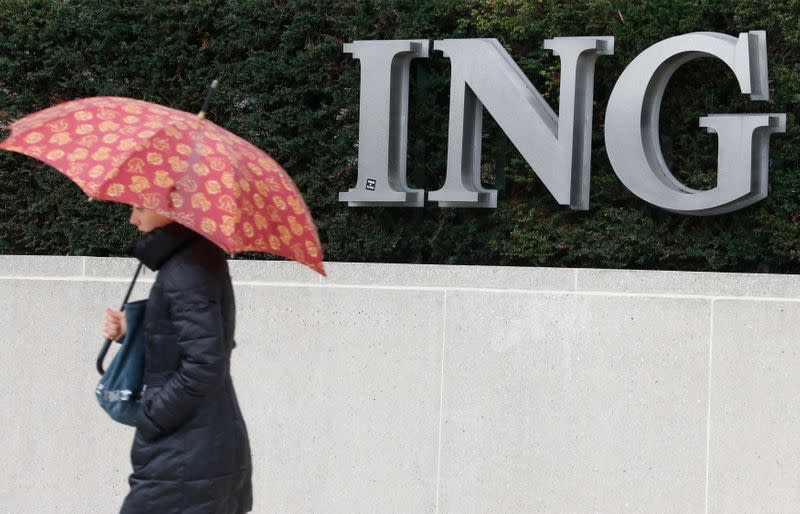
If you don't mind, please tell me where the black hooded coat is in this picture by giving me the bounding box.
[121,222,253,514]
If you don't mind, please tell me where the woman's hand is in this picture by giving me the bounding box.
[103,308,127,342]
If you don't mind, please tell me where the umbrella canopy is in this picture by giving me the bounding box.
[0,96,325,275]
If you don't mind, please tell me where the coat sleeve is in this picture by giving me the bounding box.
[136,283,228,442]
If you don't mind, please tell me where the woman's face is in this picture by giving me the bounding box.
[129,206,172,233]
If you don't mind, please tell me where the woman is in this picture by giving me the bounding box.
[103,206,253,514]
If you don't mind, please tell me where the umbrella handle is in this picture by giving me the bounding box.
[96,262,144,376]
[96,338,114,375]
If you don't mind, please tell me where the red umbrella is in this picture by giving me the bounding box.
[0,93,325,275]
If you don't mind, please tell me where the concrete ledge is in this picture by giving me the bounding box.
[229,259,320,284]
[22,256,799,299]
[0,255,84,277]
[83,256,145,279]
[321,262,575,291]
[576,267,800,299]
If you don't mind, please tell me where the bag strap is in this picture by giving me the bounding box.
[96,262,145,376]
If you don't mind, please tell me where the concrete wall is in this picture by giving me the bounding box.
[2,256,800,513]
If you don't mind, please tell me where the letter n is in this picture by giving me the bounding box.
[429,37,613,208]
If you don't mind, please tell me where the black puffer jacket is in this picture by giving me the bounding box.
[121,223,252,514]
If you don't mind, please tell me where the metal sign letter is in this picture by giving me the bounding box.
[604,31,786,214]
[429,37,613,208]
[339,40,429,206]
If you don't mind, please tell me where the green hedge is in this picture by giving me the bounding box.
[0,0,798,271]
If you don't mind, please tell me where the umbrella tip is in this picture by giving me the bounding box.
[198,79,220,119]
